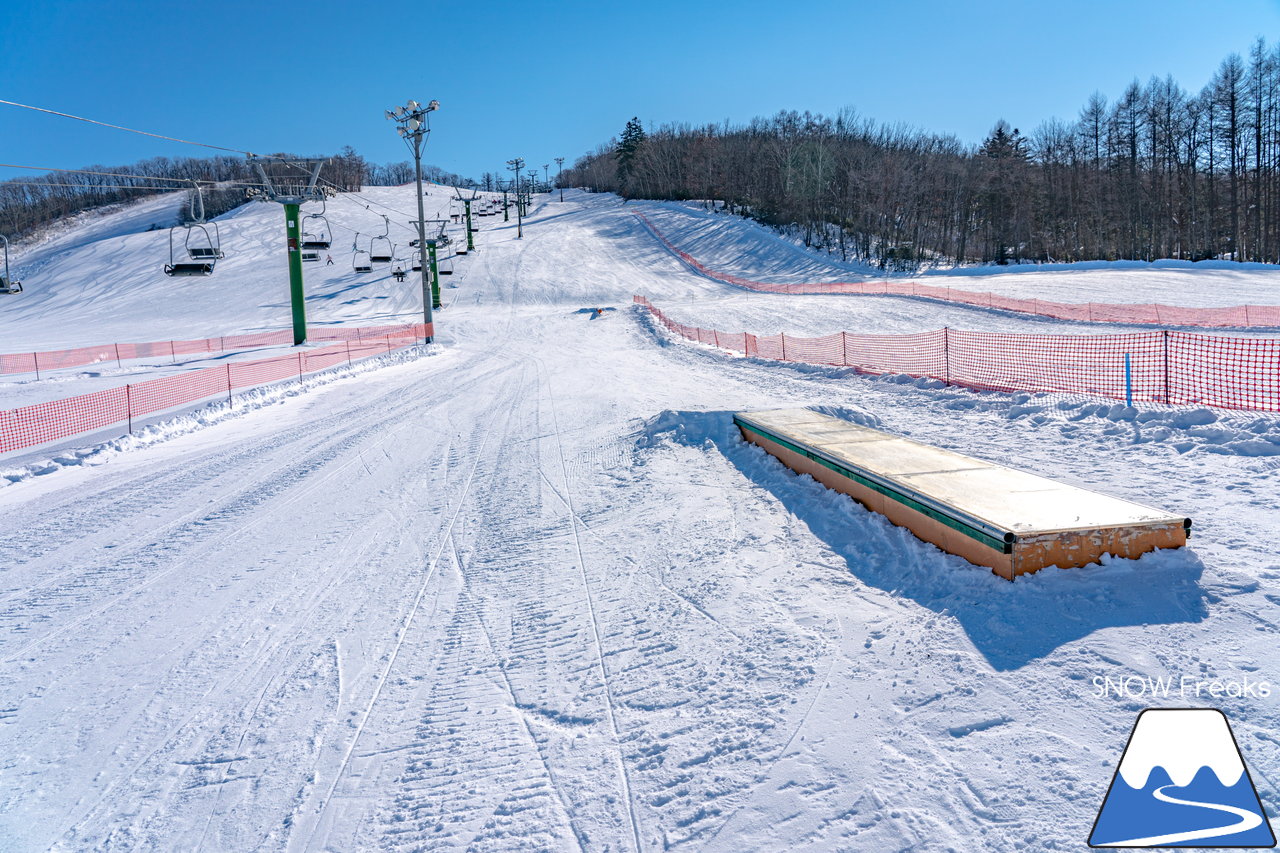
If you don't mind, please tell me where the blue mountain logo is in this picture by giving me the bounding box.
[1090,708,1275,847]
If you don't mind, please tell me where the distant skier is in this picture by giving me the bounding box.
[325,255,334,265]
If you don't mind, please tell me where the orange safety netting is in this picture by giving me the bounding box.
[634,213,1280,329]
[0,323,431,455]
[634,296,1280,412]
[0,322,430,377]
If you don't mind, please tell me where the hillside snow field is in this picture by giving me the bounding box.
[1,188,1278,852]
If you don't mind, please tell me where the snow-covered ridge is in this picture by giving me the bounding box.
[642,199,1280,307]
[1117,709,1245,789]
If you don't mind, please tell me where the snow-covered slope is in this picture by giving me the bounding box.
[0,188,1277,852]
[1,185,491,350]
[638,200,1280,307]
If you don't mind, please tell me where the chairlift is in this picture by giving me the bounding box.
[439,256,454,276]
[164,183,222,277]
[353,249,372,273]
[301,199,333,250]
[369,215,394,262]
[0,234,22,294]
[302,249,320,263]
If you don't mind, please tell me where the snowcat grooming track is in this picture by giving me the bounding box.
[734,409,1191,580]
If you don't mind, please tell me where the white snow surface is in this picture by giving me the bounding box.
[642,200,1280,307]
[1,188,1279,852]
[1,185,484,350]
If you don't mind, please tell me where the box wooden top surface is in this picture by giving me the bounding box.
[735,409,1187,535]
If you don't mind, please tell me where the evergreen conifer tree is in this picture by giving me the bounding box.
[615,117,647,194]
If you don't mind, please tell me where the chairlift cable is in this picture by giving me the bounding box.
[278,160,423,232]
[1,165,271,194]
[0,180,268,196]
[0,99,253,155]
[0,163,216,184]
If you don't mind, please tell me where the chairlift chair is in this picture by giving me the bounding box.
[369,215,393,262]
[302,249,320,262]
[369,237,394,263]
[0,235,22,294]
[353,249,373,273]
[439,256,454,276]
[164,183,222,277]
[301,200,333,250]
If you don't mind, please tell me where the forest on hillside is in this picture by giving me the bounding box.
[0,148,471,239]
[564,40,1280,269]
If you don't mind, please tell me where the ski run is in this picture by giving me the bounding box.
[1,187,1279,851]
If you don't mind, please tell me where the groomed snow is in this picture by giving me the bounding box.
[641,199,1280,308]
[0,189,1277,852]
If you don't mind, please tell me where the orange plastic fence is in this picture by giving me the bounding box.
[0,323,431,455]
[634,295,1280,412]
[0,322,429,378]
[634,213,1280,329]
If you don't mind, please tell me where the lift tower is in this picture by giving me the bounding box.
[248,157,328,345]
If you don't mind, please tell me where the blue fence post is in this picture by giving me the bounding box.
[1124,352,1133,407]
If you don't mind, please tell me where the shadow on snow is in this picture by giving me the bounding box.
[637,408,1208,672]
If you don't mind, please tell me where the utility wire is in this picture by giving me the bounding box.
[0,99,252,155]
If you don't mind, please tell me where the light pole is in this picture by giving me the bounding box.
[555,157,564,202]
[542,163,549,191]
[387,98,441,336]
[506,157,525,239]
[500,178,510,222]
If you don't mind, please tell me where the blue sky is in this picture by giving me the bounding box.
[3,0,1277,183]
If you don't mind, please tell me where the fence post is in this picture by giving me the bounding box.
[1163,330,1170,404]
[33,351,40,381]
[114,343,122,367]
[345,340,352,365]
[297,351,304,379]
[170,340,176,364]
[126,384,133,434]
[780,333,787,361]
[713,330,720,348]
[226,363,233,406]
[943,327,950,385]
[1124,353,1133,407]
[841,332,848,366]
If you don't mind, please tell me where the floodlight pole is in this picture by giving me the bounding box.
[555,157,564,202]
[506,158,525,239]
[388,98,441,334]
